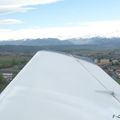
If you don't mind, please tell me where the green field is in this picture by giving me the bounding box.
[0,54,32,92]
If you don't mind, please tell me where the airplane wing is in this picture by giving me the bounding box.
[0,51,120,120]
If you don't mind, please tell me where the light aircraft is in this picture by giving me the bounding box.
[0,51,120,120]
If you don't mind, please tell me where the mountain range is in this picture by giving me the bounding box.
[0,37,120,48]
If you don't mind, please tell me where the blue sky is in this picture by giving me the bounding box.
[0,0,120,40]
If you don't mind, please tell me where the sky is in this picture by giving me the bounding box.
[1,0,120,40]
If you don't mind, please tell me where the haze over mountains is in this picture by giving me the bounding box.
[0,37,120,48]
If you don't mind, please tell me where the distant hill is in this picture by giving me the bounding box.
[0,37,120,48]
[0,38,72,46]
[69,37,120,47]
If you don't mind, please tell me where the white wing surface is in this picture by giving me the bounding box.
[0,51,120,120]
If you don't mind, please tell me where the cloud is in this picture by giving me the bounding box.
[0,21,120,40]
[0,0,61,14]
[0,19,23,25]
[0,0,61,6]
[0,6,34,14]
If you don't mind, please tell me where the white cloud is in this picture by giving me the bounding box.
[0,0,61,14]
[0,0,61,6]
[0,6,34,14]
[0,19,23,25]
[0,21,120,40]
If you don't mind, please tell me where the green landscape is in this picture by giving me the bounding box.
[0,52,32,92]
